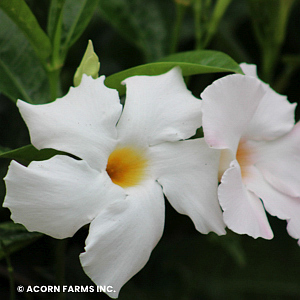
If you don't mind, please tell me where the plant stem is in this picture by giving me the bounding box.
[48,68,62,101]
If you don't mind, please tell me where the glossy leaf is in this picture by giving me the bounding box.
[0,222,42,261]
[0,11,50,103]
[105,50,243,95]
[0,0,51,62]
[0,145,63,165]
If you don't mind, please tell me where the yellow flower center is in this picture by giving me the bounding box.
[106,146,148,188]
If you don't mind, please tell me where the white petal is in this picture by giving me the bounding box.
[218,160,273,239]
[246,166,300,243]
[239,63,258,77]
[80,180,165,298]
[255,122,300,197]
[201,74,265,153]
[240,63,296,140]
[3,155,125,239]
[116,67,202,147]
[151,139,226,235]
[17,75,122,170]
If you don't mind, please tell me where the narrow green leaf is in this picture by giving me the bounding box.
[98,0,173,62]
[247,0,295,81]
[47,0,65,68]
[193,0,232,49]
[0,146,11,154]
[60,0,99,59]
[0,222,42,260]
[0,11,50,103]
[47,0,66,41]
[0,145,63,165]
[74,40,100,86]
[0,0,51,62]
[105,50,243,95]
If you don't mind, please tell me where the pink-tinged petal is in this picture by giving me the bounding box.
[3,155,125,239]
[201,74,265,153]
[218,160,273,239]
[17,75,122,170]
[79,180,165,298]
[255,121,300,198]
[240,63,296,141]
[116,67,202,147]
[151,139,226,235]
[246,166,300,244]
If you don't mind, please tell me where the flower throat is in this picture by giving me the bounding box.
[106,147,148,188]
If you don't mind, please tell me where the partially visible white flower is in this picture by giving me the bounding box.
[201,63,300,244]
[3,67,225,298]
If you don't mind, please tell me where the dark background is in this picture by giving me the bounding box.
[1,0,300,299]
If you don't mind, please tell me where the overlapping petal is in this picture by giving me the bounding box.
[116,67,202,147]
[201,74,266,153]
[80,180,165,298]
[3,155,125,239]
[246,166,300,243]
[17,75,122,170]
[151,139,226,235]
[254,122,300,197]
[240,63,296,141]
[218,160,273,239]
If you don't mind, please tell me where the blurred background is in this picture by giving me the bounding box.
[0,0,300,299]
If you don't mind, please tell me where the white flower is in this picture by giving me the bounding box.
[201,63,300,244]
[3,67,225,298]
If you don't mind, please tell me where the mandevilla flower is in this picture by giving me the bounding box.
[3,68,225,298]
[201,63,300,244]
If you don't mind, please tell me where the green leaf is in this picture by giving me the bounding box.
[60,0,99,60]
[0,10,51,103]
[193,0,232,49]
[105,50,243,95]
[74,40,100,87]
[0,145,63,165]
[247,0,295,81]
[0,0,51,62]
[47,0,65,68]
[0,222,42,260]
[47,0,66,42]
[98,0,173,62]
[0,146,11,154]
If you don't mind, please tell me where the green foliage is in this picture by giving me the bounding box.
[247,0,296,81]
[98,0,173,62]
[0,222,42,261]
[0,0,100,103]
[193,0,232,49]
[0,0,51,62]
[105,50,243,95]
[48,0,100,63]
[0,10,51,103]
[1,0,300,298]
[0,145,63,165]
